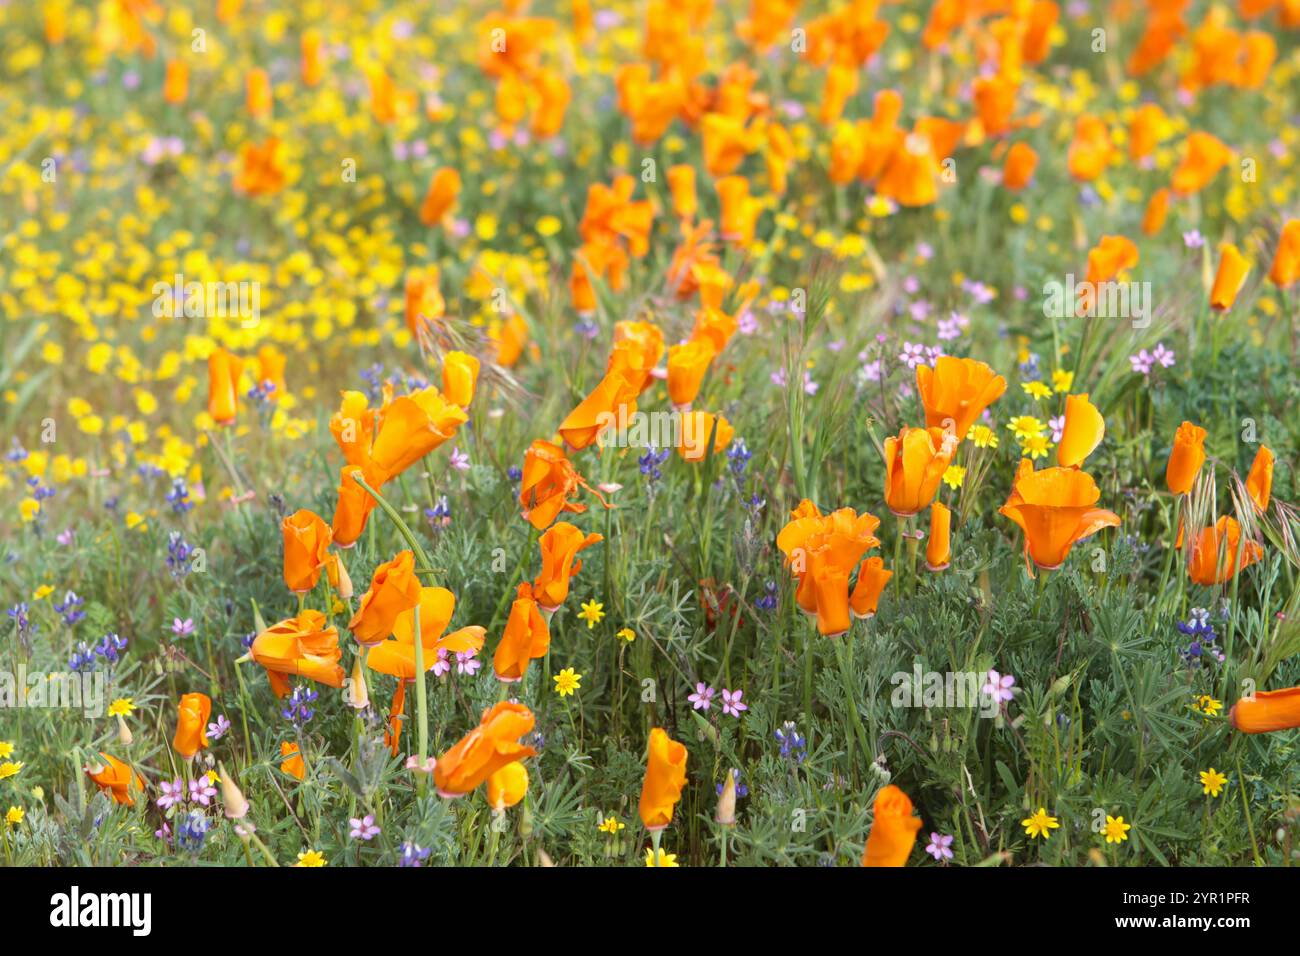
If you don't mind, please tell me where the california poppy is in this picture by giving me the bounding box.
[433,701,537,799]
[861,784,923,867]
[442,351,480,408]
[677,410,735,462]
[1186,516,1263,585]
[349,550,422,647]
[716,175,761,244]
[405,267,445,340]
[1166,421,1207,495]
[1001,142,1038,191]
[333,461,385,548]
[973,74,1017,138]
[233,137,287,196]
[1057,393,1105,468]
[492,582,552,682]
[1128,103,1165,163]
[558,366,641,451]
[419,167,461,227]
[250,609,346,697]
[877,133,940,208]
[207,348,242,424]
[999,463,1121,571]
[850,556,892,618]
[926,502,951,571]
[369,386,468,481]
[1171,131,1232,196]
[1142,187,1170,236]
[86,753,145,806]
[245,68,272,118]
[533,523,603,611]
[1268,220,1300,288]
[282,508,332,593]
[777,506,882,636]
[1209,243,1250,310]
[1230,687,1300,734]
[666,164,698,220]
[256,344,287,400]
[666,338,717,409]
[163,58,188,104]
[173,692,211,760]
[487,762,530,810]
[1245,444,1273,512]
[883,426,958,516]
[492,314,530,367]
[301,30,324,87]
[639,727,688,830]
[519,439,595,530]
[915,356,1007,440]
[280,741,306,780]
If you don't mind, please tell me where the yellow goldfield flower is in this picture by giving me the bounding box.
[1022,807,1059,839]
[578,600,605,629]
[942,465,966,490]
[5,807,23,826]
[107,698,135,718]
[295,849,327,867]
[598,816,625,834]
[644,847,679,867]
[970,425,999,449]
[553,667,582,698]
[1052,369,1074,393]
[19,498,40,522]
[1199,768,1228,798]
[1102,815,1131,844]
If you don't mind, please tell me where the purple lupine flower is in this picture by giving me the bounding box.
[721,688,748,718]
[398,842,432,867]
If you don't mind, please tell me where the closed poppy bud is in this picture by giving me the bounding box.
[207,348,243,425]
[327,552,353,600]
[677,410,734,462]
[282,508,332,593]
[1057,393,1105,468]
[420,167,461,227]
[493,314,530,367]
[1187,516,1263,585]
[1230,687,1300,734]
[811,565,851,636]
[999,465,1121,570]
[405,268,445,339]
[347,655,369,710]
[487,761,529,810]
[861,784,923,867]
[1166,421,1207,495]
[716,769,738,826]
[86,753,145,806]
[639,727,688,831]
[533,522,603,611]
[1245,444,1274,512]
[350,550,422,646]
[850,556,892,618]
[1209,243,1250,310]
[666,164,697,219]
[301,30,324,87]
[251,610,345,696]
[433,701,537,799]
[1268,220,1300,288]
[1172,131,1232,196]
[926,502,951,571]
[530,69,571,139]
[493,583,552,682]
[251,610,346,696]
[915,356,1007,440]
[280,741,305,780]
[218,762,251,819]
[245,68,272,118]
[370,386,468,481]
[442,351,480,408]
[883,426,958,516]
[1001,142,1037,191]
[1142,187,1170,236]
[163,59,188,104]
[173,692,211,760]
[666,338,717,409]
[332,462,383,548]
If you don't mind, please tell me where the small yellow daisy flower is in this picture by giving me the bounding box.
[616,627,636,643]
[1193,695,1223,718]
[295,849,327,867]
[5,806,23,826]
[598,816,625,834]
[578,600,605,629]
[553,667,582,698]
[644,847,680,867]
[1052,369,1075,393]
[32,585,54,600]
[970,425,999,449]
[1022,807,1060,839]
[0,761,24,781]
[1102,815,1131,844]
[0,741,12,760]
[942,465,966,490]
[1006,416,1045,440]
[1020,433,1052,460]
[1200,768,1228,798]
[1022,381,1052,401]
[107,698,135,718]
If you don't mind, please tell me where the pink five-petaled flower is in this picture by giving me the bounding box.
[721,688,748,718]
[349,814,380,840]
[925,832,954,861]
[455,649,480,675]
[157,779,185,810]
[688,682,715,711]
[188,776,217,806]
[432,648,451,678]
[172,617,195,636]
[983,670,1016,705]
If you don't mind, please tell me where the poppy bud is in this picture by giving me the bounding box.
[716,770,737,826]
[926,502,951,572]
[639,728,688,831]
[1209,243,1250,310]
[1165,421,1207,495]
[218,763,251,820]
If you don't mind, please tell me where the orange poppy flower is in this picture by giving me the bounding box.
[442,351,480,408]
[877,133,940,208]
[677,410,735,462]
[256,344,287,400]
[329,391,376,467]
[173,692,211,760]
[1268,220,1300,288]
[973,74,1017,137]
[404,267,445,340]
[519,439,595,530]
[701,113,765,178]
[666,164,698,220]
[1057,393,1105,468]
[1209,243,1250,310]
[487,762,529,810]
[916,356,1008,441]
[492,314,530,368]
[207,348,242,424]
[349,550,422,647]
[558,366,641,451]
[1171,131,1232,196]
[926,502,951,571]
[1000,464,1121,571]
[86,753,145,806]
[639,727,688,830]
[777,507,882,636]
[1084,235,1139,286]
[883,426,959,516]
[369,386,468,481]
[433,701,537,799]
[533,523,603,611]
[1166,421,1207,495]
[1128,103,1165,162]
[1001,142,1038,191]
[233,137,287,196]
[1142,187,1170,236]
[282,508,332,593]
[609,320,666,394]
[1067,114,1114,182]
[163,58,188,104]
[245,68,272,118]
[818,61,859,126]
[1127,12,1186,76]
[579,175,654,257]
[1245,444,1274,512]
[716,175,761,244]
[861,784,923,867]
[333,462,384,548]
[301,30,324,87]
[419,167,461,227]
[1238,32,1275,88]
[530,69,572,139]
[250,609,346,697]
[1186,516,1263,585]
[850,556,892,618]
[1021,0,1059,63]
[1230,687,1300,734]
[280,741,305,780]
[766,122,795,195]
[492,582,552,682]
[666,338,717,409]
[857,90,906,181]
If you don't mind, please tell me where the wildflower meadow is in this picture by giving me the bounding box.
[3,0,1300,907]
